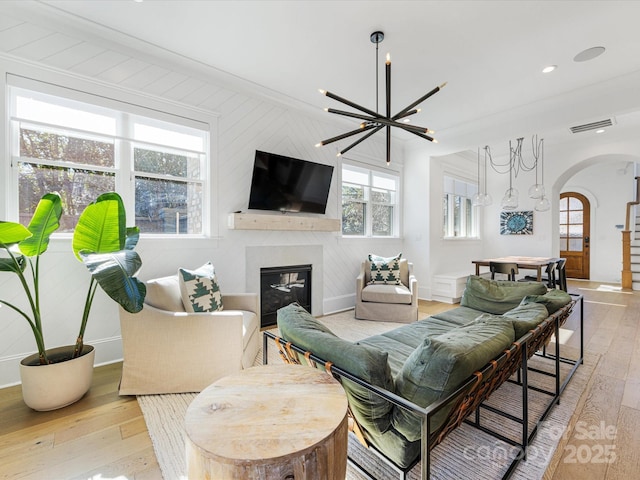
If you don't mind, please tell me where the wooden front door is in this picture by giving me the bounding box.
[559,192,590,279]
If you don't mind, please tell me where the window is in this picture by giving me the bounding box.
[342,162,399,237]
[443,175,478,238]
[9,85,209,235]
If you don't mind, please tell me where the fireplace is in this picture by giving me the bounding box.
[260,264,312,328]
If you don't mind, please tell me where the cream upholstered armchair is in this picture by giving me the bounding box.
[118,273,260,395]
[355,257,418,323]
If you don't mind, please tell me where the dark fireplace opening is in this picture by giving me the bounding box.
[260,264,312,328]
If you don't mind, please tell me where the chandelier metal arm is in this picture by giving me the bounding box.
[338,125,385,157]
[317,124,378,147]
[320,90,380,118]
[402,128,435,143]
[392,82,447,120]
[327,108,432,134]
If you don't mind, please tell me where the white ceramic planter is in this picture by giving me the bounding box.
[19,345,95,411]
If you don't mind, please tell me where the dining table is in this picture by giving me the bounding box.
[472,256,560,281]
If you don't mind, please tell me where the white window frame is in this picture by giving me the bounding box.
[5,73,216,238]
[341,160,400,238]
[443,174,479,239]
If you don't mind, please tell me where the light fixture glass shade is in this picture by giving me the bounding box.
[501,188,519,210]
[483,193,493,206]
[534,196,551,212]
[528,183,545,199]
[472,192,484,206]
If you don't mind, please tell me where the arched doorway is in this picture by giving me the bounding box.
[559,192,590,279]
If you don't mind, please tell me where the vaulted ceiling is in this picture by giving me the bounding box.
[6,0,640,156]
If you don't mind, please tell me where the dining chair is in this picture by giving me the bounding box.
[522,259,565,290]
[555,258,568,292]
[489,261,519,281]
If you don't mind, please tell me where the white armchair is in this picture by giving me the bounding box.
[118,274,260,395]
[355,258,418,323]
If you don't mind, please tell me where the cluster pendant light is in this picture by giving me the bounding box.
[477,136,550,212]
[316,31,446,165]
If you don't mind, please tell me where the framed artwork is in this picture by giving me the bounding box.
[500,210,533,235]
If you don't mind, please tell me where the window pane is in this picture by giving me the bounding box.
[134,123,203,152]
[134,147,200,179]
[569,238,583,251]
[16,95,115,135]
[19,163,115,232]
[569,211,583,224]
[342,184,364,201]
[453,195,461,236]
[134,177,201,234]
[20,127,115,167]
[371,188,391,203]
[342,167,369,186]
[372,204,392,236]
[342,201,365,235]
[559,225,568,236]
[568,197,583,210]
[568,225,583,237]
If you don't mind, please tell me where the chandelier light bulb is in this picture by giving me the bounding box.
[472,192,484,207]
[483,193,493,206]
[386,53,391,64]
[528,183,545,199]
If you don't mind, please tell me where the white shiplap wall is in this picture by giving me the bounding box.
[0,7,404,386]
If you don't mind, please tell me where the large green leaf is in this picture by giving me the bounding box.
[72,192,125,261]
[17,193,62,257]
[79,250,146,313]
[0,221,33,246]
[0,254,27,274]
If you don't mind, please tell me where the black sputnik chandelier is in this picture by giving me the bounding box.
[316,31,446,165]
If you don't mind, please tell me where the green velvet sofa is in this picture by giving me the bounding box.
[264,275,578,480]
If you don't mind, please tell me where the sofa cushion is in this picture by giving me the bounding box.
[277,303,394,433]
[460,275,547,315]
[178,262,224,313]
[429,306,487,327]
[392,314,515,441]
[501,303,550,338]
[145,275,184,312]
[519,289,572,314]
[368,253,403,285]
[361,283,412,304]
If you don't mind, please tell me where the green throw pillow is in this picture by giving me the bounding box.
[519,289,572,314]
[368,252,402,285]
[178,262,224,313]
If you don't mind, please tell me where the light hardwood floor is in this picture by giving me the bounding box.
[0,280,638,479]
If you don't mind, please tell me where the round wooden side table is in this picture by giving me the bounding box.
[184,364,348,479]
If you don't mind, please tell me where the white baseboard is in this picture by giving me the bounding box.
[0,336,123,389]
[323,293,356,316]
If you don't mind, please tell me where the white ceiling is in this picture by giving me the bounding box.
[23,1,640,154]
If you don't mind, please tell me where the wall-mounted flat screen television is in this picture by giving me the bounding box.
[248,150,334,214]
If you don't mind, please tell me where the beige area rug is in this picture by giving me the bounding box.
[138,310,597,480]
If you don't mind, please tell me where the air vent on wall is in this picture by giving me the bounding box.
[569,117,615,134]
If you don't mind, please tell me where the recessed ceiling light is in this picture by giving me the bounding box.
[542,65,557,74]
[596,129,605,134]
[574,46,606,62]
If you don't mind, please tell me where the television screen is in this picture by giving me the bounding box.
[248,151,334,214]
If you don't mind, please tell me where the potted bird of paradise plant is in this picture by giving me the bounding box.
[0,192,146,410]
